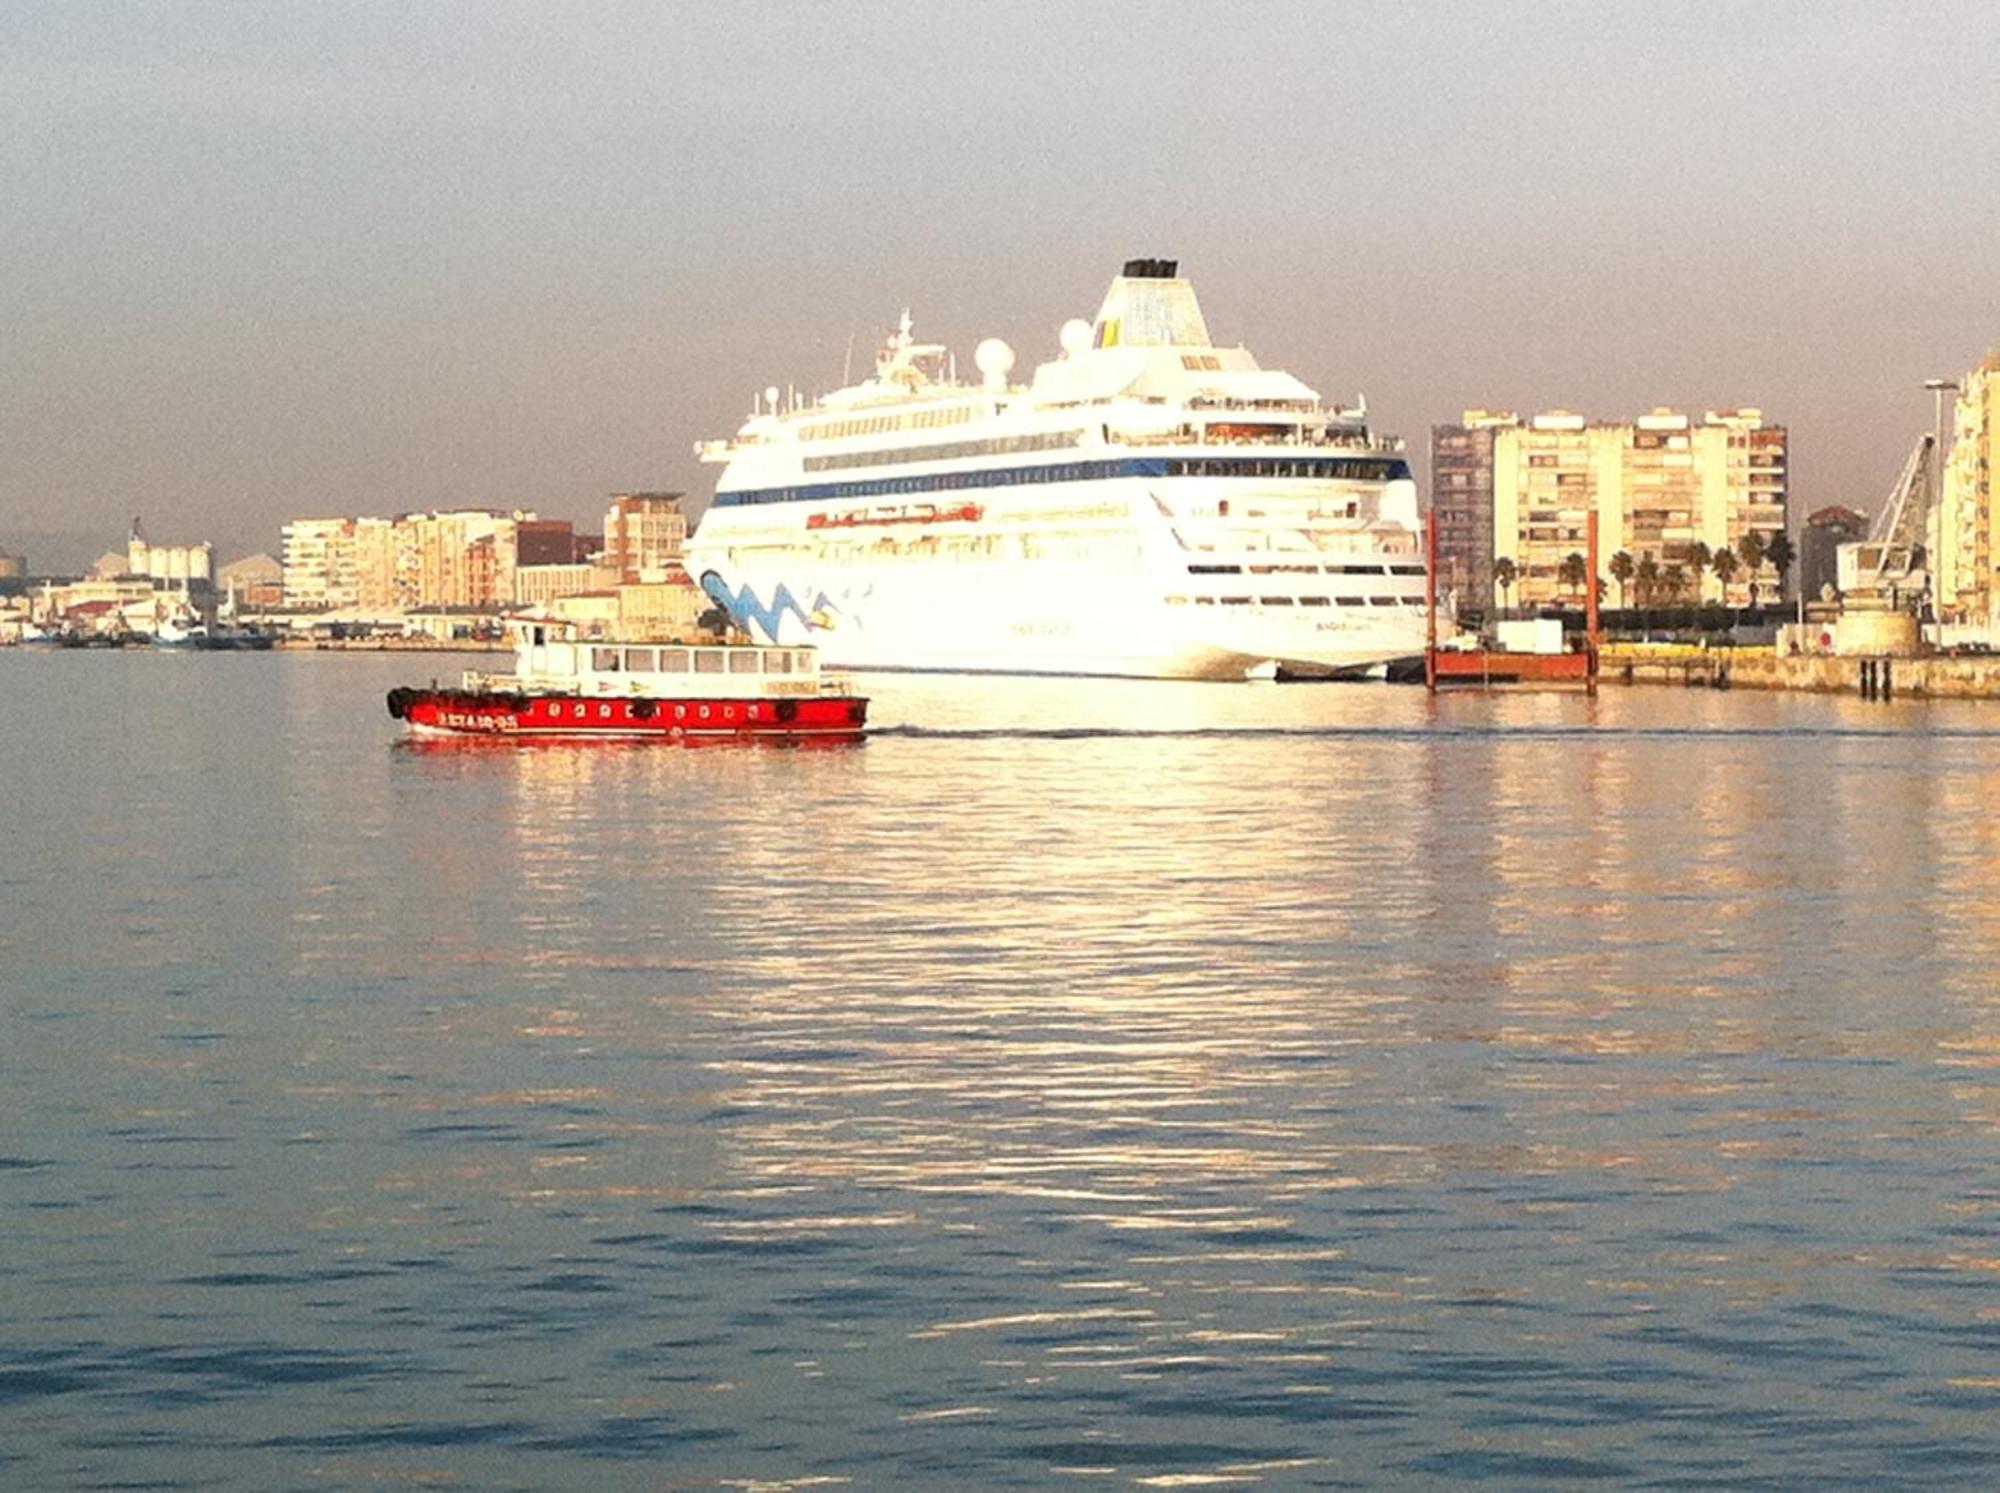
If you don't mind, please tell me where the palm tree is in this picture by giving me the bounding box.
[1492,557,1517,612]
[1711,547,1739,607]
[1662,564,1687,604]
[1685,541,1712,603]
[1765,531,1795,602]
[1737,531,1768,607]
[1558,551,1588,603]
[1609,550,1635,609]
[1635,556,1661,607]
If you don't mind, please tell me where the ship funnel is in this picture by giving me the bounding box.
[1093,259,1210,349]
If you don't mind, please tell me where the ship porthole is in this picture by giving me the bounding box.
[676,704,686,719]
[699,705,710,720]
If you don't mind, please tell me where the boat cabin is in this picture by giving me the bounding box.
[492,623,836,699]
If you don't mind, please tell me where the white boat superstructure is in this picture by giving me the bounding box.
[686,259,1426,680]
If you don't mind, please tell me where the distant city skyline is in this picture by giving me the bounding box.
[5,1,1997,568]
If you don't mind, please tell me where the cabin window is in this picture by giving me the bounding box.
[593,647,619,671]
[1369,597,1396,607]
[1260,597,1294,606]
[623,648,655,672]
[730,652,760,674]
[766,651,792,674]
[695,651,725,674]
[658,649,689,672]
[1301,596,1331,607]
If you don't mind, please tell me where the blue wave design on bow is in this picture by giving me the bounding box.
[699,571,834,640]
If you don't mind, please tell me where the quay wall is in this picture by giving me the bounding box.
[1602,645,2000,700]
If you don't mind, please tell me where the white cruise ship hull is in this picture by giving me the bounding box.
[689,483,1428,682]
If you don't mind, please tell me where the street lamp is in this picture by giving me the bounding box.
[1924,377,1959,459]
[1922,378,1959,648]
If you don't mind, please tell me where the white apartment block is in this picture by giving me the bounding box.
[1934,352,2000,631]
[282,509,537,614]
[1467,408,1787,609]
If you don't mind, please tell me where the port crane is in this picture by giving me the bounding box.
[1837,433,1934,605]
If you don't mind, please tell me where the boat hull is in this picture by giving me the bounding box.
[387,687,867,741]
[689,552,1429,681]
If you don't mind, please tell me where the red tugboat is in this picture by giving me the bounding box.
[386,622,868,742]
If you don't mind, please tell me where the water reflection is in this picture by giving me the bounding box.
[4,654,2000,1487]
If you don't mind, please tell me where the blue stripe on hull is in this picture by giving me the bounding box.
[711,454,1412,509]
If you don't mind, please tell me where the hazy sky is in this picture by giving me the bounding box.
[4,1,1996,566]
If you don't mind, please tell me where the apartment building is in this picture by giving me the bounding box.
[283,509,535,613]
[1934,352,2000,630]
[603,492,687,582]
[1431,408,1788,609]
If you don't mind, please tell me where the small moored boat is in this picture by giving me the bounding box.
[386,623,868,742]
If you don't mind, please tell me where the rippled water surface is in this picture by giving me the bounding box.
[4,649,1999,1489]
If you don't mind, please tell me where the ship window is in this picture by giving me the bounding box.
[1337,597,1366,606]
[1164,595,1188,605]
[658,648,689,672]
[599,703,612,718]
[1260,596,1294,606]
[1369,597,1396,606]
[1194,596,1215,605]
[730,652,760,674]
[623,648,655,672]
[1220,596,1250,606]
[1300,596,1331,606]
[593,647,619,671]
[695,650,725,673]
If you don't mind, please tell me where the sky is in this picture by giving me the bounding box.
[3,1,1997,568]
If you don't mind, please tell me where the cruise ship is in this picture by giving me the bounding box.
[687,259,1427,680]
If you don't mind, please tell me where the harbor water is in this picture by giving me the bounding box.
[3,650,1998,1489]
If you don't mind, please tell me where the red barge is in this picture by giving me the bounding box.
[387,623,868,742]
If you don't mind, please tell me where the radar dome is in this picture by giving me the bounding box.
[1059,319,1093,358]
[974,337,1016,389]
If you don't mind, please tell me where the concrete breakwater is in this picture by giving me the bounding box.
[1603,644,2000,700]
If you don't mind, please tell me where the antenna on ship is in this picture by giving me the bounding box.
[842,332,854,387]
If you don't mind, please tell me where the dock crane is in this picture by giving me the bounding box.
[1837,433,1933,607]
